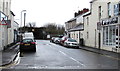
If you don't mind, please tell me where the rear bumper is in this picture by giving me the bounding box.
[20,45,36,51]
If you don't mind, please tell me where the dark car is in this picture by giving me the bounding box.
[20,38,36,52]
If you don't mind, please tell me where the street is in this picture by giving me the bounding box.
[2,40,120,71]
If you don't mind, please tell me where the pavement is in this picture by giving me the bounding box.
[0,43,19,66]
[0,42,119,67]
[79,46,120,60]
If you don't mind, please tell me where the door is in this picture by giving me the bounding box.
[98,32,101,49]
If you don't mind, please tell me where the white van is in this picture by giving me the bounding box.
[23,32,34,39]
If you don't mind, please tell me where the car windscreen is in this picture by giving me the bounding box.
[68,39,77,42]
[22,39,33,43]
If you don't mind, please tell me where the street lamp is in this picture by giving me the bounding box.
[20,10,26,27]
[20,10,26,33]
[20,10,26,57]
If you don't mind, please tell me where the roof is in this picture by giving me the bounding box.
[66,17,76,23]
[68,24,84,32]
[90,0,97,3]
[83,12,91,17]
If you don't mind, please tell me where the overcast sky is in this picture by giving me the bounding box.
[11,0,91,27]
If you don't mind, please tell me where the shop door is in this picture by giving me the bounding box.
[98,32,101,49]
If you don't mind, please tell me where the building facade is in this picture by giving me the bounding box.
[65,8,89,44]
[0,0,18,51]
[100,1,120,52]
[83,0,120,53]
[65,18,76,37]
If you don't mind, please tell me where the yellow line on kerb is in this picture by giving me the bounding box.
[0,61,17,69]
[0,52,20,69]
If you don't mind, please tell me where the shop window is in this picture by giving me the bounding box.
[106,26,109,45]
[103,25,116,46]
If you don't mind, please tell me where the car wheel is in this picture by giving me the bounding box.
[76,46,79,49]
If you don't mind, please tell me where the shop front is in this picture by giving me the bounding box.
[101,16,120,53]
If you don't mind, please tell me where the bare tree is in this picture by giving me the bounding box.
[43,23,65,36]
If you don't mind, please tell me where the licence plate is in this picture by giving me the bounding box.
[25,44,30,45]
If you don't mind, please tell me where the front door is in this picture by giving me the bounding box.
[98,32,101,49]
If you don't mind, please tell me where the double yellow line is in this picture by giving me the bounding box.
[0,61,16,69]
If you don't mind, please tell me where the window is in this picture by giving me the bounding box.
[87,17,89,26]
[87,32,89,39]
[98,6,102,20]
[108,2,112,17]
[3,2,5,12]
[103,25,116,45]
[114,3,120,16]
[76,33,78,38]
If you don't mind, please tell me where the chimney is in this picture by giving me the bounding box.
[83,8,89,13]
[74,12,78,17]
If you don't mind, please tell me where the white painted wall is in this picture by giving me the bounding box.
[83,0,120,52]
[0,0,12,50]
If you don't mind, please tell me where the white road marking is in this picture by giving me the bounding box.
[47,43,86,67]
[59,51,85,67]
[14,52,21,65]
[59,51,67,56]
[69,57,85,66]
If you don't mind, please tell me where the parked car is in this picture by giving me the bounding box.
[20,38,36,52]
[60,36,68,45]
[57,38,62,44]
[50,37,56,42]
[54,37,61,44]
[64,38,79,48]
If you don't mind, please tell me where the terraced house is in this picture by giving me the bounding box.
[0,0,19,51]
[83,0,120,53]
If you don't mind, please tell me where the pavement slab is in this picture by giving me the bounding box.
[0,43,19,66]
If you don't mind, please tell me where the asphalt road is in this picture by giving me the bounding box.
[2,40,120,71]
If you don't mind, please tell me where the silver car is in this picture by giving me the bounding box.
[64,38,79,48]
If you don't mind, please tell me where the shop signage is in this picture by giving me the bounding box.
[101,17,119,25]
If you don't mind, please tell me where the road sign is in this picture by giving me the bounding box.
[0,18,7,25]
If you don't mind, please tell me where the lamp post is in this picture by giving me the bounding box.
[20,10,26,28]
[20,10,26,40]
[20,10,26,57]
